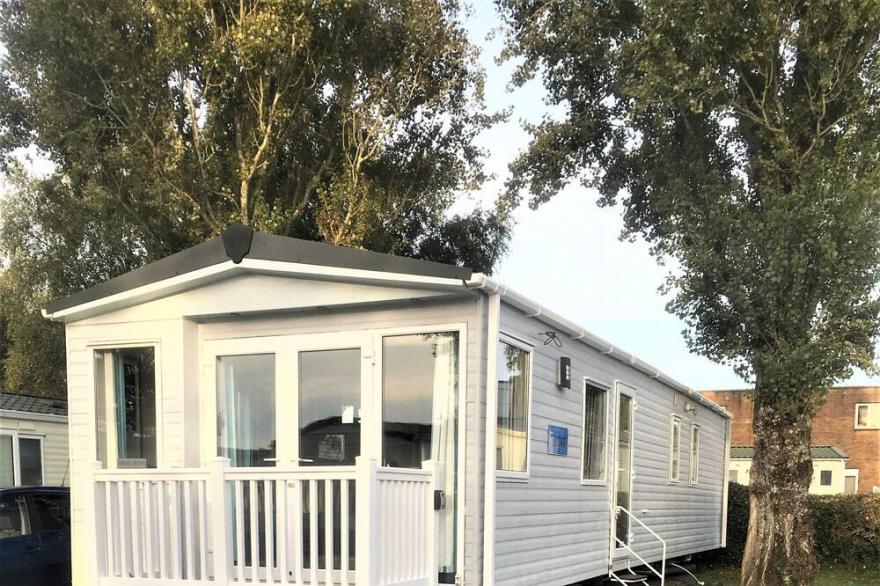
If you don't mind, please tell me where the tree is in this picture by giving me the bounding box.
[0,0,509,396]
[497,1,880,584]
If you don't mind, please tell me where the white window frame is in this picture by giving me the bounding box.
[669,415,682,483]
[90,341,163,470]
[0,430,45,486]
[854,403,880,429]
[689,424,701,486]
[819,469,833,486]
[580,377,610,485]
[495,333,533,482]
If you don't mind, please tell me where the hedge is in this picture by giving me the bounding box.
[696,483,880,568]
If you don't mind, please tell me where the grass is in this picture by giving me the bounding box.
[666,565,880,586]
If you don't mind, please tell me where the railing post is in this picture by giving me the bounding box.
[90,461,105,585]
[209,458,232,584]
[355,457,379,586]
[423,460,438,582]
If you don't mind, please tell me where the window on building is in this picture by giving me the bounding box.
[669,416,682,483]
[729,469,739,484]
[582,382,607,481]
[216,353,275,467]
[94,347,157,469]
[0,434,44,487]
[689,425,701,485]
[855,403,880,429]
[496,340,531,474]
[820,470,832,486]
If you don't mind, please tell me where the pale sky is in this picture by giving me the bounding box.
[1,7,878,392]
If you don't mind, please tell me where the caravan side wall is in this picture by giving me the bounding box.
[492,304,727,586]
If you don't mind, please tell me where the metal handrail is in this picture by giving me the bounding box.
[614,506,666,586]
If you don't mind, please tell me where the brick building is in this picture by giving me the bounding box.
[702,387,880,494]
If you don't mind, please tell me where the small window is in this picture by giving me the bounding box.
[0,434,14,487]
[729,469,739,484]
[855,403,880,429]
[0,434,44,487]
[496,340,531,474]
[689,425,701,485]
[94,347,157,469]
[581,382,607,481]
[32,493,70,533]
[669,416,682,483]
[820,470,832,486]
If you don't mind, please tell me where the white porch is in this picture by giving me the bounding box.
[89,457,437,586]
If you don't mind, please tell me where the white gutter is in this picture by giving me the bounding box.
[481,288,502,585]
[0,410,68,424]
[466,274,732,420]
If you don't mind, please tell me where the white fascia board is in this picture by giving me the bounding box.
[466,273,732,420]
[43,259,470,323]
[0,410,69,424]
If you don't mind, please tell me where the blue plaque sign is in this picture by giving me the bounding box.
[548,425,569,456]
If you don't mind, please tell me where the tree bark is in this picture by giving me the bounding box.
[741,380,818,586]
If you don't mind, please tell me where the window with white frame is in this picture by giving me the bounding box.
[820,470,832,486]
[0,432,44,487]
[581,381,607,481]
[689,425,701,485]
[669,416,682,483]
[496,339,531,474]
[855,403,880,429]
[94,347,157,469]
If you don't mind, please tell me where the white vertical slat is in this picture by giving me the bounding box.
[169,481,180,579]
[184,480,195,579]
[208,459,231,584]
[276,480,288,583]
[324,480,334,585]
[309,479,318,585]
[294,481,304,584]
[264,479,274,581]
[144,481,154,579]
[249,480,259,583]
[198,480,208,580]
[103,482,115,577]
[340,479,349,586]
[118,481,129,578]
[157,479,167,578]
[131,481,142,578]
[235,480,245,583]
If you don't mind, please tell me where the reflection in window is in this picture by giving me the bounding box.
[497,341,530,473]
[94,347,157,468]
[18,438,42,486]
[382,332,459,579]
[582,383,607,481]
[299,349,361,466]
[217,354,276,467]
[32,493,70,532]
[0,495,28,540]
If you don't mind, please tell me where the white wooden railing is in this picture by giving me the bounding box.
[90,458,436,586]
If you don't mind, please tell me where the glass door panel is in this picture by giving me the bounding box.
[298,348,362,466]
[382,332,459,581]
[614,392,634,548]
[216,353,276,467]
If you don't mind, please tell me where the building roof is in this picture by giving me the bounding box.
[730,445,848,460]
[44,224,473,315]
[0,392,68,417]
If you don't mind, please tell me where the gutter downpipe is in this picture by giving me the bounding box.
[480,280,503,586]
[465,274,731,420]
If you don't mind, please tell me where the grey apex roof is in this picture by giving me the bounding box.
[730,445,848,460]
[45,224,473,314]
[0,392,68,417]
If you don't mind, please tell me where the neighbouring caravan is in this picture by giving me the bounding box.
[44,225,731,586]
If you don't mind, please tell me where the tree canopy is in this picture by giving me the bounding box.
[498,1,880,584]
[0,0,510,396]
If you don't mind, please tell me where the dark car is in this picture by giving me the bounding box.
[0,486,71,586]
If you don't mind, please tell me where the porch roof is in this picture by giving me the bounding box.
[730,445,849,460]
[43,224,472,317]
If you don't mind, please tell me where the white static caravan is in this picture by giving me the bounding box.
[44,225,731,586]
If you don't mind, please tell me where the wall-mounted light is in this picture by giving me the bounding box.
[557,356,572,389]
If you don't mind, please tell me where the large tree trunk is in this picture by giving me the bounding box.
[741,380,819,585]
